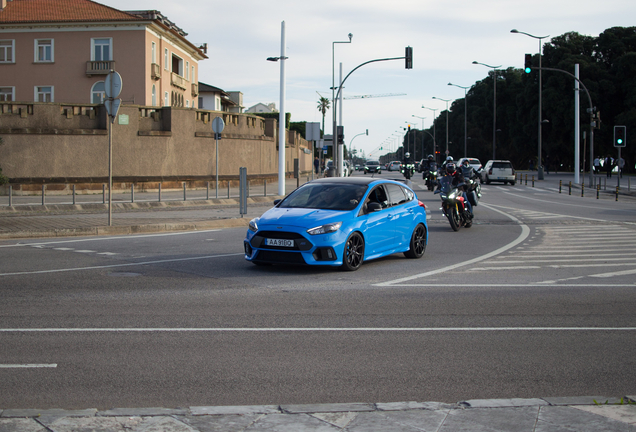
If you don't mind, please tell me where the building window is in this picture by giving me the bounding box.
[91,81,105,104]
[186,99,189,108]
[0,87,14,101]
[0,40,14,63]
[151,42,156,64]
[191,65,195,82]
[91,38,111,61]
[164,48,168,70]
[164,91,168,106]
[35,86,53,102]
[35,39,53,62]
[152,85,156,106]
[172,54,183,76]
[186,61,189,80]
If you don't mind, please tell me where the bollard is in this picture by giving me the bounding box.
[532,176,535,187]
[103,184,106,204]
[228,181,231,199]
[581,182,584,197]
[73,184,76,205]
[42,184,45,205]
[131,184,134,203]
[8,184,12,207]
[264,179,267,197]
[525,174,528,186]
[206,181,210,200]
[559,180,562,193]
[183,182,187,201]
[569,181,572,195]
[616,186,619,201]
[248,180,250,198]
[159,183,162,202]
[597,184,600,199]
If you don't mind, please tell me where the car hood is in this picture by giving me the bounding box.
[257,207,352,229]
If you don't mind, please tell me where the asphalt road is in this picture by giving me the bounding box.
[1,174,635,409]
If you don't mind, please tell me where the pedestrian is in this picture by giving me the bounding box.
[605,156,613,178]
[314,157,320,175]
[618,157,625,178]
[593,156,600,174]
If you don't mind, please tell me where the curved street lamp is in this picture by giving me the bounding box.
[332,33,353,177]
[448,83,470,158]
[422,106,438,162]
[511,29,550,179]
[412,115,426,161]
[473,61,501,160]
[432,97,451,157]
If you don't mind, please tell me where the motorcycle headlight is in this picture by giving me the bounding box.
[248,218,259,232]
[449,192,458,200]
[307,221,342,235]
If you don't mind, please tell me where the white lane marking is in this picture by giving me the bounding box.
[591,269,636,278]
[375,203,529,286]
[74,250,96,253]
[487,202,613,223]
[0,364,57,368]
[471,266,541,271]
[97,252,118,256]
[53,248,74,251]
[497,253,636,258]
[0,253,244,277]
[0,328,634,332]
[500,190,636,214]
[0,230,224,248]
[492,258,636,263]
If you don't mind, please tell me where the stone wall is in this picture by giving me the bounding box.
[0,102,312,192]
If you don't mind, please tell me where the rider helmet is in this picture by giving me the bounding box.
[427,154,434,161]
[446,162,457,175]
[462,159,470,167]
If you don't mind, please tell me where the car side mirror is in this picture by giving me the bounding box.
[367,202,382,212]
[273,199,281,206]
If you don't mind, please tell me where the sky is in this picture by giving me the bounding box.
[101,0,635,159]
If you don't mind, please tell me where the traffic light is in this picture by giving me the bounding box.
[614,125,626,147]
[405,46,413,69]
[524,54,532,73]
[337,126,344,144]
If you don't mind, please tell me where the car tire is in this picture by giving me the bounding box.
[485,176,491,185]
[511,181,516,186]
[404,224,427,259]
[341,232,364,271]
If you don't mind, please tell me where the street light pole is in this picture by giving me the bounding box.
[332,33,353,177]
[266,21,288,196]
[448,83,470,158]
[422,106,437,162]
[473,61,501,160]
[432,97,451,158]
[412,115,426,161]
[511,29,549,180]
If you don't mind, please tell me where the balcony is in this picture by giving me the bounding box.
[86,61,115,77]
[151,63,161,80]
[191,83,199,97]
[170,72,186,90]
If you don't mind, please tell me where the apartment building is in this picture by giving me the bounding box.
[0,0,207,107]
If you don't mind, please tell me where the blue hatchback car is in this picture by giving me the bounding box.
[244,177,428,271]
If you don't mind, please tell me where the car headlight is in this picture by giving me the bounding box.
[306,221,342,236]
[248,218,259,232]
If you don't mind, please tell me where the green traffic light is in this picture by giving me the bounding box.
[618,139,623,144]
[524,67,532,73]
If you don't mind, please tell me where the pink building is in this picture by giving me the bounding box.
[0,0,207,107]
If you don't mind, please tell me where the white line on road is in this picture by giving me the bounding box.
[375,203,529,286]
[0,328,634,332]
[0,364,57,368]
[591,269,636,278]
[0,230,224,248]
[0,253,244,277]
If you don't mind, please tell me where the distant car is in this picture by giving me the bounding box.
[244,177,428,271]
[480,160,516,185]
[364,160,382,174]
[457,157,482,172]
[387,161,402,171]
[354,164,361,171]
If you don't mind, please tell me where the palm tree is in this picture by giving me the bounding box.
[317,96,330,135]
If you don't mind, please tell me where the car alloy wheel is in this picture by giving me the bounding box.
[404,224,427,258]
[341,232,364,271]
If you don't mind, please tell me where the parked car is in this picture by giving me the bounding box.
[364,160,382,174]
[387,161,402,171]
[480,160,516,185]
[244,177,428,271]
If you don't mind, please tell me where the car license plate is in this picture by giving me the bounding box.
[265,238,294,247]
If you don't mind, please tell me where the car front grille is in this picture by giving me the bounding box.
[255,250,306,264]
[251,231,313,251]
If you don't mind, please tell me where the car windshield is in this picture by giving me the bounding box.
[279,183,369,211]
[366,161,379,166]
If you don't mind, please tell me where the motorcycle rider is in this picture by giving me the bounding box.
[440,161,473,218]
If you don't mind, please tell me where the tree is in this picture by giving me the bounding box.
[317,96,330,135]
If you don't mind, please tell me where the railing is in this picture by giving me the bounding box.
[86,61,115,76]
[170,72,186,90]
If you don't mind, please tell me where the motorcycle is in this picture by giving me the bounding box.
[423,162,438,191]
[461,165,481,206]
[400,163,415,180]
[434,175,473,231]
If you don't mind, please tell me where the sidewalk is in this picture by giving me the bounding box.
[2,396,635,431]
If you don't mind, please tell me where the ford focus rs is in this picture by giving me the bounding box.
[244,177,428,271]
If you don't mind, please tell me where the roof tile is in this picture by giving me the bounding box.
[0,0,141,24]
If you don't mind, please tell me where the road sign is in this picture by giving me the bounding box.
[305,122,321,141]
[104,71,122,99]
[104,98,121,119]
[212,117,225,133]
